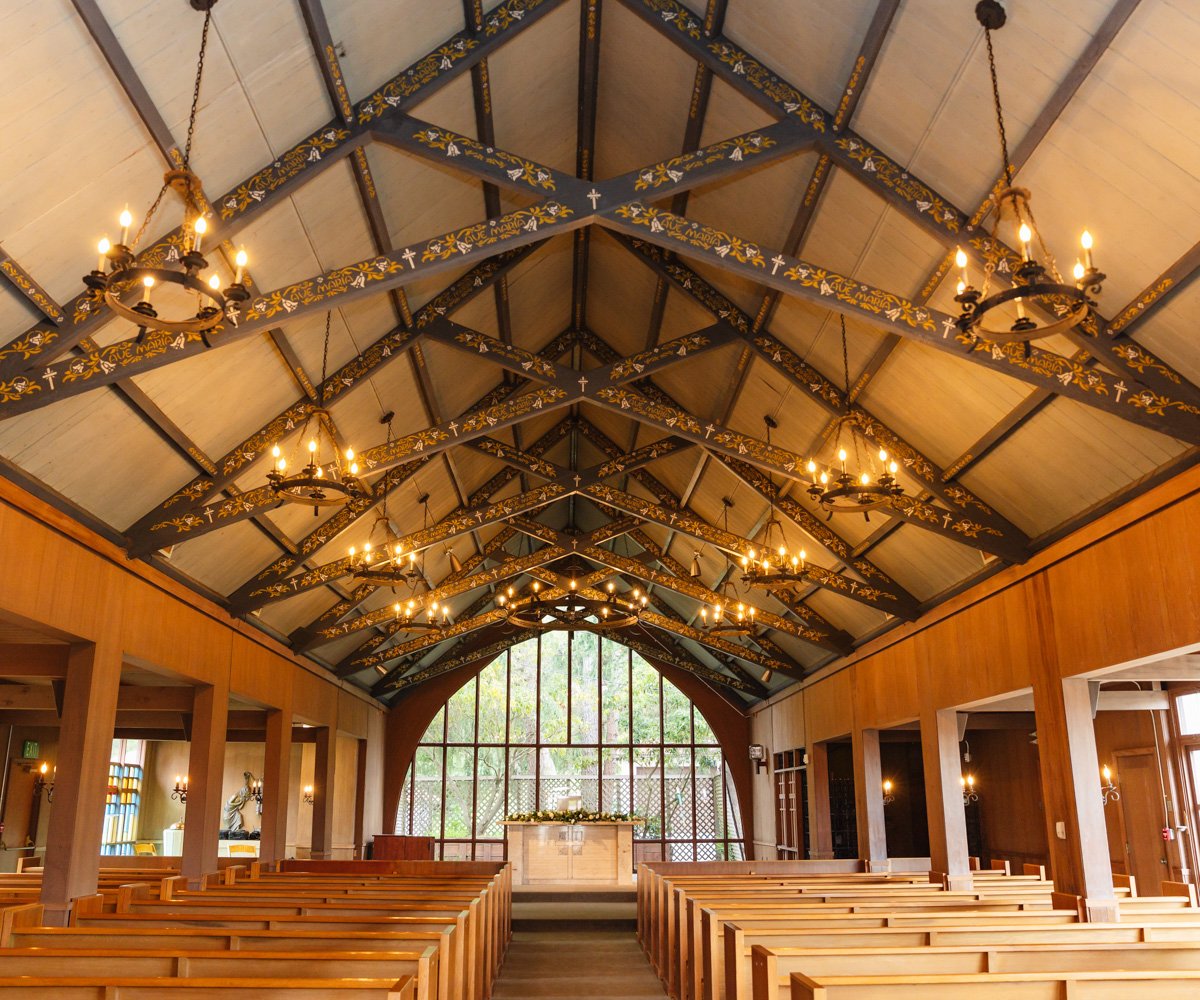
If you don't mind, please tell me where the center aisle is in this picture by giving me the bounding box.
[492,926,667,999]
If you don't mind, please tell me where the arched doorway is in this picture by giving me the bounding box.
[391,632,746,861]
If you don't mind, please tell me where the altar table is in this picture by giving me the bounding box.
[503,821,636,885]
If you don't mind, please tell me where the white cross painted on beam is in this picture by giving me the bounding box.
[448,421,459,436]
[587,189,602,209]
[401,249,416,269]
[941,317,956,338]
[1114,380,1128,402]
[578,376,589,393]
[770,255,786,275]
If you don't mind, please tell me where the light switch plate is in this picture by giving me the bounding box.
[1055,821,1067,839]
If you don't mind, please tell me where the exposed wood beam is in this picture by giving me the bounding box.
[0,247,65,326]
[597,206,1200,444]
[0,0,569,380]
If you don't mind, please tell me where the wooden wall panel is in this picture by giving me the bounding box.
[750,708,775,858]
[853,643,919,729]
[1048,493,1200,676]
[771,689,805,752]
[338,688,371,738]
[805,671,852,743]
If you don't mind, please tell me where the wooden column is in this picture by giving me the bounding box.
[1028,576,1117,921]
[259,707,292,863]
[181,681,228,885]
[921,706,972,890]
[853,727,887,870]
[806,742,833,859]
[310,726,336,860]
[354,737,368,859]
[40,641,121,925]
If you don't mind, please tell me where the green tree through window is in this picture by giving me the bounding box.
[395,634,743,862]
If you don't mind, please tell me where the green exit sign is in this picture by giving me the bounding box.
[21,740,39,760]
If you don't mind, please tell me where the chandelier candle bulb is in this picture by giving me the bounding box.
[234,247,247,284]
[141,275,154,302]
[955,246,968,284]
[97,238,110,272]
[208,273,220,290]
[192,215,207,252]
[1018,222,1033,260]
[119,207,132,246]
[1081,230,1094,269]
[1073,260,1086,284]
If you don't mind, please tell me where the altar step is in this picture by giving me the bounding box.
[513,883,637,925]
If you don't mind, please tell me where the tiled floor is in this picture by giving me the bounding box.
[492,926,667,999]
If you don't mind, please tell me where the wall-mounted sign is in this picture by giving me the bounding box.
[21,740,39,760]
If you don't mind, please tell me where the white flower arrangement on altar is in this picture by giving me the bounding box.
[504,809,644,825]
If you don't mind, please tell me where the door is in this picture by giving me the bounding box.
[1115,750,1168,895]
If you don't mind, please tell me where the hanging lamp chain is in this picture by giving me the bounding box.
[984,26,1014,187]
[130,6,213,250]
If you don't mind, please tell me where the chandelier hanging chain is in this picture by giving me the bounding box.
[838,317,864,473]
[983,24,1014,188]
[129,6,212,252]
[181,6,213,173]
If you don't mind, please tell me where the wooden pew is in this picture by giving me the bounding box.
[748,940,1200,1000]
[0,975,416,998]
[0,946,436,1000]
[788,968,1200,999]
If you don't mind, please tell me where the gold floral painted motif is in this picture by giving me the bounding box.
[421,203,573,265]
[891,497,1003,540]
[707,40,825,130]
[150,486,277,538]
[452,329,558,379]
[753,334,843,409]
[356,38,475,124]
[414,127,559,192]
[1110,278,1174,333]
[1109,340,1183,385]
[662,260,750,330]
[593,439,685,479]
[219,128,351,219]
[56,329,206,390]
[324,44,353,119]
[642,0,702,39]
[0,328,58,366]
[245,256,405,324]
[835,137,959,232]
[608,333,712,381]
[633,132,778,191]
[0,261,63,323]
[616,204,766,268]
[965,334,1200,417]
[470,438,560,479]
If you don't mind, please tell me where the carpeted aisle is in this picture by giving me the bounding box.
[492,925,667,999]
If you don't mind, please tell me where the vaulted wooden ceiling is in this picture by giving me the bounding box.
[0,0,1197,707]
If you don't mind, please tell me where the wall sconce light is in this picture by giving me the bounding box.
[748,744,768,774]
[250,779,264,815]
[32,762,55,803]
[1100,764,1120,806]
[882,779,895,806]
[171,775,189,805]
[302,784,315,805]
[961,774,979,805]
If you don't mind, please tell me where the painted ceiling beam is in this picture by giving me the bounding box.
[571,340,914,603]
[581,483,914,620]
[0,202,585,418]
[618,0,1200,417]
[0,0,567,382]
[124,248,535,547]
[597,205,1200,445]
[231,482,569,613]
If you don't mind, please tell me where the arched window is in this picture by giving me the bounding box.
[395,633,744,861]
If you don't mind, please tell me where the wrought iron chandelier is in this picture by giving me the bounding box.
[700,500,758,636]
[804,318,903,519]
[391,595,450,634]
[741,422,810,592]
[496,578,647,631]
[81,1,251,345]
[268,313,362,512]
[954,0,1104,344]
